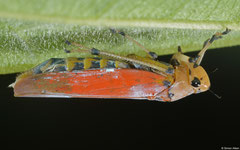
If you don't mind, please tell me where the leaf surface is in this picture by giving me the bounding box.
[0,0,239,74]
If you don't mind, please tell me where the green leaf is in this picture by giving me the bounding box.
[0,0,240,74]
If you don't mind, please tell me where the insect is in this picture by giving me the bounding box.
[10,28,231,102]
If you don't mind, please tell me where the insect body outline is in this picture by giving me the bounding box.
[10,28,231,102]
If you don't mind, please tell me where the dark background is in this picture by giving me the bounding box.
[4,46,240,149]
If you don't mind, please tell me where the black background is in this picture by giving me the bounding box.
[5,46,240,149]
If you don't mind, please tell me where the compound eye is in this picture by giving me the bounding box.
[191,77,201,87]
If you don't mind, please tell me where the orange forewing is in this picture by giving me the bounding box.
[14,69,168,100]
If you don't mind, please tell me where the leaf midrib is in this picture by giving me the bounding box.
[1,12,240,30]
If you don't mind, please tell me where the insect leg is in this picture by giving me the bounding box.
[177,46,183,53]
[110,28,158,60]
[195,28,231,66]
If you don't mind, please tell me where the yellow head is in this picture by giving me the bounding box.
[168,52,210,101]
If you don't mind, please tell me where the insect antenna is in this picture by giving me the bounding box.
[209,68,219,75]
[208,89,222,99]
[64,40,90,53]
[207,68,221,99]
[64,48,89,53]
